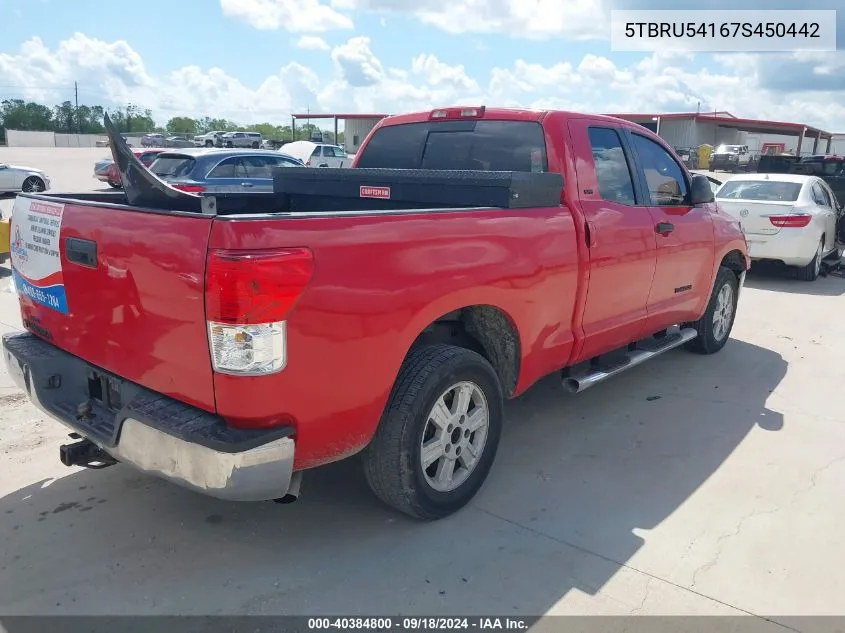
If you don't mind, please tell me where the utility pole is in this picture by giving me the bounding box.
[74,81,80,133]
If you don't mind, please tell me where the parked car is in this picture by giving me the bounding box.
[193,131,227,148]
[148,148,303,193]
[280,140,351,167]
[165,136,194,148]
[221,131,262,149]
[141,133,165,148]
[93,148,167,188]
[710,144,754,172]
[0,162,50,194]
[674,146,699,170]
[715,173,840,281]
[4,106,748,520]
[766,155,845,208]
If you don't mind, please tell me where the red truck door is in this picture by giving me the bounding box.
[624,130,715,332]
[566,120,658,361]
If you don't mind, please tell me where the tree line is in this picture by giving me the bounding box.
[0,99,338,143]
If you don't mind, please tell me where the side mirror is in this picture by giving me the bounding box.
[690,173,715,205]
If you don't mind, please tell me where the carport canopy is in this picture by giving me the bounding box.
[607,111,835,155]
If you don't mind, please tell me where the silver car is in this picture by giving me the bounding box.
[0,162,51,194]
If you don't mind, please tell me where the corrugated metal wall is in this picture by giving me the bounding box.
[343,118,382,154]
[6,130,108,147]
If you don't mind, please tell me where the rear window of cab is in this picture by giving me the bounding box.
[356,120,548,173]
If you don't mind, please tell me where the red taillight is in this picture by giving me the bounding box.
[205,248,315,325]
[172,184,206,193]
[430,106,486,120]
[305,160,311,166]
[769,215,812,228]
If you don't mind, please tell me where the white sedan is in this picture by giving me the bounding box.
[0,162,51,194]
[715,173,841,281]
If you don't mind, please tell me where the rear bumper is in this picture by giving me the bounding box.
[2,332,296,501]
[746,228,822,267]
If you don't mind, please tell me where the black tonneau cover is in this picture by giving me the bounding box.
[272,167,564,211]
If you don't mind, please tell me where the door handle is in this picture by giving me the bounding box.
[241,182,254,187]
[655,222,675,235]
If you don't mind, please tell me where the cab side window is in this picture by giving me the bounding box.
[630,133,689,206]
[587,127,636,205]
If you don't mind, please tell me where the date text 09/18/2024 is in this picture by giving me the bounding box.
[307,617,529,631]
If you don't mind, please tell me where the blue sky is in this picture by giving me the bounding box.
[0,0,843,130]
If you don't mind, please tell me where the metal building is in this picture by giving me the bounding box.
[608,111,836,157]
[290,113,389,154]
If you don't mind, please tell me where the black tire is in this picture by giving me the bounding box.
[684,266,739,355]
[225,141,233,148]
[796,238,824,282]
[251,141,260,149]
[362,344,504,520]
[21,176,45,193]
[107,180,121,189]
[205,140,214,147]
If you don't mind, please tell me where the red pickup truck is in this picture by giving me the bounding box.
[4,107,748,520]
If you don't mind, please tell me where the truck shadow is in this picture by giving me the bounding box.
[744,261,845,296]
[0,339,785,616]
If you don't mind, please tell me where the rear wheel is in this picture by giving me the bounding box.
[796,238,824,282]
[21,176,45,193]
[685,266,739,355]
[225,141,233,148]
[205,140,214,148]
[251,141,260,149]
[362,344,503,520]
[107,180,121,189]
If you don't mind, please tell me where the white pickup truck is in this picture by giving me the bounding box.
[193,131,227,148]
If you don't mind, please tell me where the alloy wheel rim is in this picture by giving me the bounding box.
[712,283,734,342]
[420,381,489,493]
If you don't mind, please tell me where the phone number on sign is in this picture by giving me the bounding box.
[624,22,821,39]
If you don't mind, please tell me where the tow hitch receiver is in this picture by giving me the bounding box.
[59,438,118,470]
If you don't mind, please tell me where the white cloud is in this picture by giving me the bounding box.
[411,54,479,92]
[295,35,330,50]
[337,0,612,39]
[1,32,844,134]
[330,36,385,87]
[219,0,353,32]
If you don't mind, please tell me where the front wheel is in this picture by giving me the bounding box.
[362,344,503,520]
[21,176,45,193]
[685,266,739,355]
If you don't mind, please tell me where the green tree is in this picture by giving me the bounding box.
[0,99,54,133]
[108,104,156,133]
[196,116,238,134]
[166,116,198,135]
[77,105,105,134]
[53,101,76,133]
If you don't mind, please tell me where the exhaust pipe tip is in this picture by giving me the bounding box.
[562,377,581,393]
[273,471,302,504]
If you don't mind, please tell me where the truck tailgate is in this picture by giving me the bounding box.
[10,195,216,411]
